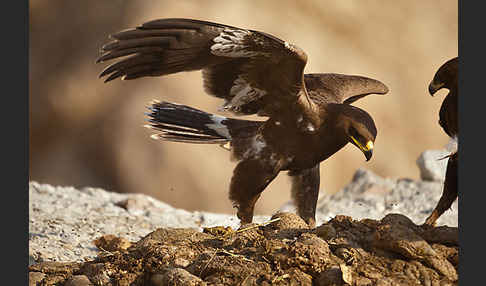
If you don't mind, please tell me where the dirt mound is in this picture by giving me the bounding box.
[29,212,458,286]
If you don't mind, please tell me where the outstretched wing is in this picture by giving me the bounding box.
[97,18,308,117]
[303,73,389,105]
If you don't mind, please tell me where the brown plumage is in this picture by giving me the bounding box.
[424,57,458,226]
[97,18,389,227]
[428,57,458,138]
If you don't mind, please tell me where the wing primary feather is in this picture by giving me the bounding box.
[103,70,124,83]
[98,18,310,119]
[111,28,190,40]
[141,18,234,30]
[99,54,161,78]
[101,37,172,52]
[97,46,165,63]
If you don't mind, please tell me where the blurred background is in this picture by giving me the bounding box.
[29,1,457,215]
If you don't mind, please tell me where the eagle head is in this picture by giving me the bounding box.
[340,106,377,162]
[429,57,458,96]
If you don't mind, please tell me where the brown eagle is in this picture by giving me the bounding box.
[97,18,389,227]
[424,57,458,226]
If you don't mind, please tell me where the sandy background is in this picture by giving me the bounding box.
[29,1,457,215]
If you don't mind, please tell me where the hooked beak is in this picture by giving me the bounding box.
[350,136,374,162]
[428,80,444,96]
[364,149,373,161]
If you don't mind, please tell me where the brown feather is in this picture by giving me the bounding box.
[304,73,389,105]
[98,18,389,227]
[97,18,309,118]
[423,56,458,226]
[429,57,458,138]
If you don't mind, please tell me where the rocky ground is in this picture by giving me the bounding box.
[29,149,458,285]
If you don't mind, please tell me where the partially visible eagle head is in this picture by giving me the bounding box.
[429,57,458,95]
[335,104,377,161]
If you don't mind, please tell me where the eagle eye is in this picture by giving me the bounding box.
[349,126,359,139]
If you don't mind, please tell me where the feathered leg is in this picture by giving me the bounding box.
[229,158,282,225]
[288,164,320,228]
[424,152,458,226]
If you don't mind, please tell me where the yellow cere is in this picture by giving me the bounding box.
[351,136,373,151]
[365,140,374,151]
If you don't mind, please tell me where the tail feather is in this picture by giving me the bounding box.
[145,101,233,144]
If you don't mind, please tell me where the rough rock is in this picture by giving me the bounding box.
[29,182,270,265]
[416,149,450,181]
[29,212,458,285]
[64,275,93,286]
[29,153,458,266]
[151,268,206,286]
[29,271,46,286]
[314,167,457,227]
[29,149,458,284]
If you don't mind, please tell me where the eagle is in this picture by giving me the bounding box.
[424,57,458,226]
[97,18,389,228]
